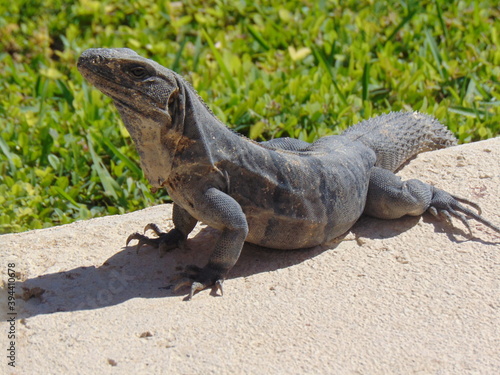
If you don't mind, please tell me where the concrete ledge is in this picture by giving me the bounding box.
[2,137,499,374]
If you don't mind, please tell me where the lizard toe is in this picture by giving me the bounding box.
[125,232,160,254]
[126,225,184,254]
[144,223,164,236]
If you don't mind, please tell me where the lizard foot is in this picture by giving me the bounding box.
[173,265,224,300]
[126,224,184,255]
[429,188,500,235]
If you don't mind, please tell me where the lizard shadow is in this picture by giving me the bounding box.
[420,215,500,245]
[15,225,333,319]
[349,215,421,240]
[15,214,496,318]
[352,214,499,245]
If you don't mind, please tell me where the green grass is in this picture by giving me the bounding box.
[1,0,499,233]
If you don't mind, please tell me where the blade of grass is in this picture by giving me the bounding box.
[311,45,347,106]
[458,76,470,102]
[87,134,119,200]
[448,106,486,118]
[465,77,477,101]
[6,55,22,86]
[247,24,270,51]
[361,62,370,101]
[477,100,500,106]
[52,186,85,210]
[201,29,237,92]
[434,0,449,45]
[35,77,49,129]
[171,36,188,72]
[0,136,16,173]
[327,41,337,65]
[192,34,202,72]
[385,8,418,44]
[100,136,142,177]
[472,78,491,101]
[425,29,447,80]
[56,79,74,110]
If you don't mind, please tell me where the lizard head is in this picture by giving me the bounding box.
[78,48,187,188]
[77,48,184,122]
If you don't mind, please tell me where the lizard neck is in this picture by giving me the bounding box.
[173,76,255,167]
[115,100,179,188]
[117,71,256,190]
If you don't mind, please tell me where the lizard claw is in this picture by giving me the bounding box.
[172,277,194,293]
[188,282,207,300]
[429,188,500,235]
[172,265,225,300]
[144,223,164,236]
[215,279,224,296]
[126,232,157,254]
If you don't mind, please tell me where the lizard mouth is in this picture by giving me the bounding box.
[78,64,140,105]
[79,65,170,121]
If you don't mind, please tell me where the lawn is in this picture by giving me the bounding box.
[1,0,499,233]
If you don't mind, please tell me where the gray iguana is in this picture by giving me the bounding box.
[77,48,500,299]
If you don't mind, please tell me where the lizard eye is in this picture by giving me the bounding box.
[128,66,149,79]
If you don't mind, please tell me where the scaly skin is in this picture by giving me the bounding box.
[78,48,499,299]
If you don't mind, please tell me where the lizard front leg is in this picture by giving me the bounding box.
[175,187,249,299]
[364,167,500,234]
[126,203,197,254]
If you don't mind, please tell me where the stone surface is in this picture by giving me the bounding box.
[1,137,499,374]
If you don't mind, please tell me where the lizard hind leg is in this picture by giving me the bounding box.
[365,167,500,235]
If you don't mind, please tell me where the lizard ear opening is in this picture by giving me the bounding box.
[167,89,179,115]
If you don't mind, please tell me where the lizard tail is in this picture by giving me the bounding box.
[342,111,457,172]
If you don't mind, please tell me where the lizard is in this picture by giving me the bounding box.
[77,48,500,299]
